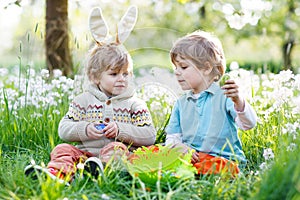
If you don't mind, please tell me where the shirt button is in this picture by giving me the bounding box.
[106,100,111,105]
[104,118,110,123]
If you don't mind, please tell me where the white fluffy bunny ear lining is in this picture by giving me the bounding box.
[89,7,109,44]
[116,5,138,44]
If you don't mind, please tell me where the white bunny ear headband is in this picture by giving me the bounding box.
[89,5,138,45]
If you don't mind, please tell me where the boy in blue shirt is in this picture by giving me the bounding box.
[165,30,257,176]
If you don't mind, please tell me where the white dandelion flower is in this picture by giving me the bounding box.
[263,148,274,160]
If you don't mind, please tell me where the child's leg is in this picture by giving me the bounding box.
[47,143,93,175]
[99,142,129,163]
[193,152,240,176]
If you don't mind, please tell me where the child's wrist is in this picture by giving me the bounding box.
[235,99,245,112]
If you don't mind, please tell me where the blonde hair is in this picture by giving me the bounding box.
[86,43,133,83]
[170,30,226,81]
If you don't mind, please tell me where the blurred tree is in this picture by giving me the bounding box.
[246,0,299,73]
[176,0,299,72]
[282,0,297,71]
[225,0,299,72]
[4,0,299,73]
[3,0,22,8]
[46,0,73,77]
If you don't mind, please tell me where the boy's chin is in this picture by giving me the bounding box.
[180,86,191,91]
[112,89,126,96]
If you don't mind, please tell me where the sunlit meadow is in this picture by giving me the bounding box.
[0,62,300,199]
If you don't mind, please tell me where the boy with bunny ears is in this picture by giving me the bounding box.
[25,6,156,184]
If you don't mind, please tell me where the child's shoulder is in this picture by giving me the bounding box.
[129,95,147,104]
[71,91,98,103]
[124,95,149,109]
[177,91,191,101]
[73,91,92,98]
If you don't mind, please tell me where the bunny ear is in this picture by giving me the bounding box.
[116,5,138,44]
[89,7,109,43]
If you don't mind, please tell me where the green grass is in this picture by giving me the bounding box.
[0,65,300,199]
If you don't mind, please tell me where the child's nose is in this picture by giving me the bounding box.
[117,74,126,81]
[174,68,181,75]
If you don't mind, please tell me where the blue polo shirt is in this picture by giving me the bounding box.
[166,82,246,164]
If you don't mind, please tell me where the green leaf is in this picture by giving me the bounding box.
[124,144,196,186]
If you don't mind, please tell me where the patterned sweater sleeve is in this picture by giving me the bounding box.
[116,98,156,147]
[58,95,91,142]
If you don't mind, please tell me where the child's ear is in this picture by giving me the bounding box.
[92,79,99,85]
[203,61,213,75]
[91,74,101,85]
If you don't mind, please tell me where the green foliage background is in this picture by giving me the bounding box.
[1,0,300,199]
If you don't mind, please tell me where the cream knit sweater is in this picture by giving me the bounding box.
[58,83,156,156]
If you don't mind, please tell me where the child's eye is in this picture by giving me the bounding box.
[181,66,188,69]
[178,65,188,70]
[176,62,189,69]
[174,65,188,70]
[123,72,129,77]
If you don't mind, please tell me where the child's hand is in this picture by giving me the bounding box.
[191,151,199,164]
[86,123,105,139]
[102,122,119,139]
[221,79,245,112]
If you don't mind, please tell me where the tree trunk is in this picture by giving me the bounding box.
[282,37,295,72]
[46,0,73,77]
[282,0,296,73]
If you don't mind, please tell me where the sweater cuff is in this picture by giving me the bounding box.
[115,122,130,143]
[77,121,91,141]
